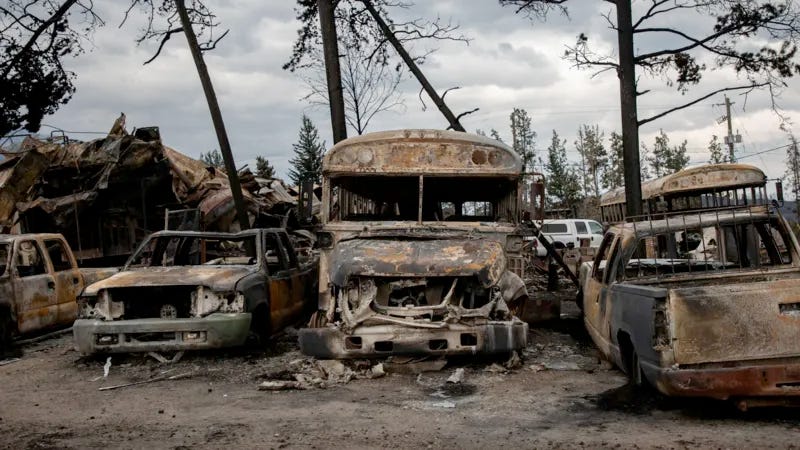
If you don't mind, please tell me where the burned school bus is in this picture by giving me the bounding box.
[299,130,535,358]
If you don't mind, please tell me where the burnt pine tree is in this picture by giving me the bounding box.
[285,1,472,138]
[0,0,222,136]
[502,0,800,216]
[255,156,276,179]
[289,115,326,186]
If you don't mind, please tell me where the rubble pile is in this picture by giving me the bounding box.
[0,114,314,265]
[257,358,386,391]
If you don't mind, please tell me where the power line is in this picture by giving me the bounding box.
[736,142,793,160]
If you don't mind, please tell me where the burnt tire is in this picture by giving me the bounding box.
[630,350,644,386]
[247,304,272,349]
[0,307,15,359]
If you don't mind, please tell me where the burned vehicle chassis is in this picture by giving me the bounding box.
[302,264,529,358]
[74,228,316,354]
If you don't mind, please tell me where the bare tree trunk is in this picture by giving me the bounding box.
[318,0,348,143]
[175,0,249,230]
[617,0,643,217]
[361,0,466,132]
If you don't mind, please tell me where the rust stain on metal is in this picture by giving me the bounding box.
[324,129,523,176]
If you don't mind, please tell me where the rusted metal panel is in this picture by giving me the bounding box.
[324,129,523,176]
[300,320,528,359]
[656,361,800,400]
[670,277,800,366]
[328,238,506,286]
[83,266,254,295]
[0,149,49,231]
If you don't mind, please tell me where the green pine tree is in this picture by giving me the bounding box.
[288,115,326,186]
[575,124,607,197]
[509,108,535,172]
[646,130,689,177]
[255,156,276,178]
[199,149,225,169]
[602,131,625,189]
[545,130,582,210]
[708,135,728,164]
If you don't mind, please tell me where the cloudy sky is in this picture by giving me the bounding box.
[43,1,800,193]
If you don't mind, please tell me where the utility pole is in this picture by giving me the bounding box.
[724,95,736,162]
[175,0,249,230]
[616,0,642,217]
[318,0,348,144]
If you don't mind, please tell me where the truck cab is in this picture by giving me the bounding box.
[580,204,800,407]
[0,234,102,353]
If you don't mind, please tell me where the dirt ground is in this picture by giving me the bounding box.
[2,305,800,450]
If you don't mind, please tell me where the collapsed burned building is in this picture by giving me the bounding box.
[0,115,304,266]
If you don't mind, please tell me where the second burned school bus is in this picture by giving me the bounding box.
[600,163,769,224]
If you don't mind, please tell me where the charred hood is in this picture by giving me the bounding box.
[83,266,256,295]
[329,238,506,286]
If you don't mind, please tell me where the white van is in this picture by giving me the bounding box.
[528,219,605,256]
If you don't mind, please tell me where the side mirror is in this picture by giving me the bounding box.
[776,180,784,204]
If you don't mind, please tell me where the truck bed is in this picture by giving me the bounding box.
[626,268,800,366]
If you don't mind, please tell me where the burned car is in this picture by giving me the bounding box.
[0,233,116,355]
[299,130,532,358]
[73,229,317,354]
[581,204,800,408]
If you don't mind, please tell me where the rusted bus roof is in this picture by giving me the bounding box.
[600,163,767,206]
[610,205,773,237]
[324,129,523,176]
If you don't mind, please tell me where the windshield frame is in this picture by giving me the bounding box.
[325,173,520,225]
[124,232,262,270]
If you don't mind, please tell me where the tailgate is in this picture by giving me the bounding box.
[670,277,800,365]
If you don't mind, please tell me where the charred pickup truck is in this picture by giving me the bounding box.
[73,229,317,354]
[0,234,116,354]
[299,130,533,359]
[580,204,800,408]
